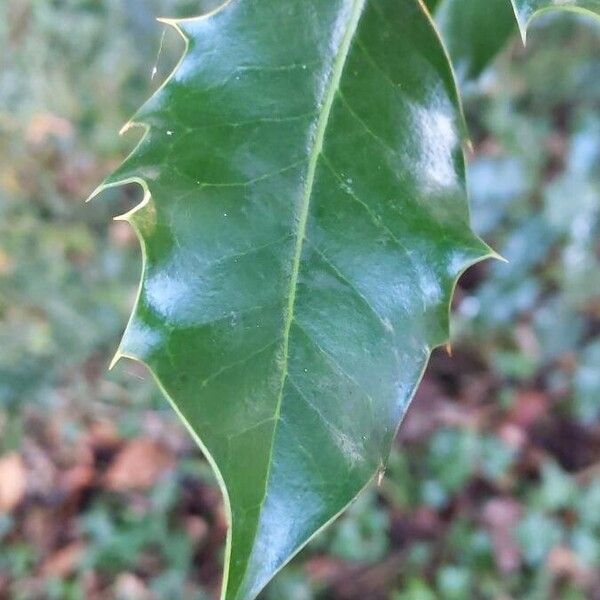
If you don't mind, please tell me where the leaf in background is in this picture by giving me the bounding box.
[433,0,516,81]
[92,0,492,598]
[510,0,600,40]
[431,0,600,84]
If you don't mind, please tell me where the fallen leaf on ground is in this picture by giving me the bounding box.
[509,391,548,429]
[114,573,154,600]
[482,498,522,573]
[0,452,27,512]
[87,420,121,451]
[547,545,590,584]
[104,438,174,491]
[26,112,73,145]
[185,516,210,547]
[41,542,86,578]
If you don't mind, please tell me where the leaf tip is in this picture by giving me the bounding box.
[108,349,124,371]
[85,184,105,203]
[156,16,177,26]
[119,122,132,136]
[490,250,509,264]
[508,1,528,45]
[156,16,188,40]
[518,24,528,46]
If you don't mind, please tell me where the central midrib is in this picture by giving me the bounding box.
[234,0,368,596]
[275,0,366,440]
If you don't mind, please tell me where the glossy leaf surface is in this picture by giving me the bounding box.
[424,0,441,11]
[94,0,491,598]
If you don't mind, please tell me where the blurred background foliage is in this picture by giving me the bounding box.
[0,1,599,599]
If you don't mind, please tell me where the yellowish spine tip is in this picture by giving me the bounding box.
[156,17,178,26]
[119,122,132,136]
[490,250,509,264]
[86,184,105,203]
[108,349,123,371]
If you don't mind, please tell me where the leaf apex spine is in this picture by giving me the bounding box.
[108,350,123,371]
[86,184,105,203]
[490,250,509,263]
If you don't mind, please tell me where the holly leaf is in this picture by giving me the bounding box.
[92,0,493,598]
[431,0,600,83]
[433,0,516,81]
[511,0,600,41]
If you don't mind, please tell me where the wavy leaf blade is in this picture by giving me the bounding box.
[95,0,492,598]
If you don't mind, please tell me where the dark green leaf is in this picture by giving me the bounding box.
[432,0,600,83]
[423,0,442,12]
[92,0,491,598]
[434,0,516,81]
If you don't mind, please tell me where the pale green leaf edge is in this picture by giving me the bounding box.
[509,1,600,42]
[87,1,499,598]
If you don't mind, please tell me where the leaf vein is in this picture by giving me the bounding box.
[305,239,390,332]
[290,319,375,420]
[320,154,423,286]
[200,340,278,389]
